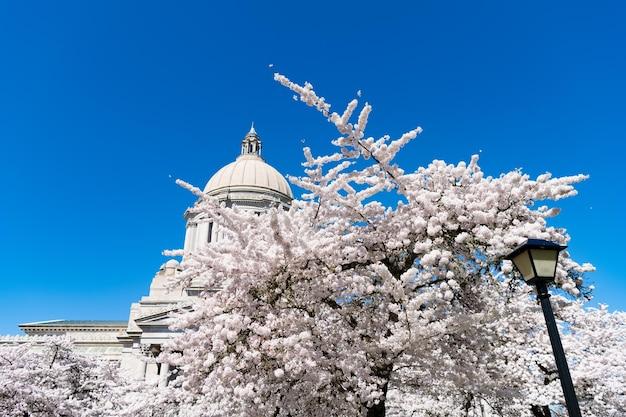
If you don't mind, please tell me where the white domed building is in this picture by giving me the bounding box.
[182,125,292,255]
[0,126,293,386]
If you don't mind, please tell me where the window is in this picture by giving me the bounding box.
[207,222,214,243]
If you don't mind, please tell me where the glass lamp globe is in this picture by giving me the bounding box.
[506,239,567,283]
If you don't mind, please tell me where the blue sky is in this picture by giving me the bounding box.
[0,1,624,334]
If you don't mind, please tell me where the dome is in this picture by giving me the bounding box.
[203,126,293,201]
[160,259,180,270]
[204,155,293,199]
[164,259,179,268]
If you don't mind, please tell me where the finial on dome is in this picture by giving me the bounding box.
[241,124,262,157]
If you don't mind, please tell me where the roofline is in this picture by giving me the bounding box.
[19,319,65,326]
[19,320,128,328]
[134,304,193,323]
[205,184,293,201]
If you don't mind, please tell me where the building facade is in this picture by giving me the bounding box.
[0,126,293,385]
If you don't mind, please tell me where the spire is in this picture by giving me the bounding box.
[240,123,262,157]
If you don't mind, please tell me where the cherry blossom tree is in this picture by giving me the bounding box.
[1,75,621,417]
[561,304,626,416]
[0,337,124,417]
[385,297,626,417]
[161,74,614,417]
[0,337,198,417]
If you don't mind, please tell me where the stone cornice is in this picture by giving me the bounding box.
[20,326,126,333]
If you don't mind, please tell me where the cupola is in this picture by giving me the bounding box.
[240,123,262,157]
[183,125,293,255]
[203,125,293,202]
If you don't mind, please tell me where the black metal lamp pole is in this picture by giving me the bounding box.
[535,280,582,417]
[505,239,583,417]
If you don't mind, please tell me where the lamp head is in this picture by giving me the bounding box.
[505,239,567,284]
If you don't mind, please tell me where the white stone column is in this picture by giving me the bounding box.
[183,224,193,252]
[158,363,170,387]
[189,224,197,252]
[212,223,219,243]
[196,222,208,250]
[145,362,159,384]
[138,358,147,380]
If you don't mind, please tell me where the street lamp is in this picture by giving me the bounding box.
[506,239,582,417]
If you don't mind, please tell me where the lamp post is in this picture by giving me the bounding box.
[506,239,582,417]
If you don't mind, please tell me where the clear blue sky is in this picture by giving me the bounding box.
[0,1,624,334]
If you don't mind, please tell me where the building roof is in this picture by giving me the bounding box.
[20,320,127,327]
[205,156,293,198]
[203,126,293,199]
